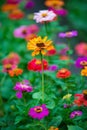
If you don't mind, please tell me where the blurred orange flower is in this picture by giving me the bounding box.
[45,0,64,8]
[8,68,23,77]
[25,34,37,41]
[48,126,59,130]
[59,55,70,60]
[8,9,24,20]
[1,4,18,12]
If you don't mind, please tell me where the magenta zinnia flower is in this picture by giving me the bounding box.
[25,0,35,9]
[58,30,78,38]
[75,57,87,68]
[70,110,82,118]
[28,104,49,120]
[14,80,33,98]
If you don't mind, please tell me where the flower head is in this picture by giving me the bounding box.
[6,0,21,4]
[75,42,87,57]
[46,49,57,56]
[63,94,72,100]
[50,8,68,16]
[25,0,35,9]
[48,64,58,71]
[27,36,54,56]
[74,90,87,106]
[75,57,87,68]
[48,126,59,130]
[1,4,18,12]
[81,68,87,76]
[45,0,64,8]
[8,9,24,20]
[70,110,82,118]
[27,59,48,71]
[28,104,49,120]
[34,10,56,23]
[58,30,78,38]
[14,80,33,98]
[8,68,23,77]
[56,68,71,78]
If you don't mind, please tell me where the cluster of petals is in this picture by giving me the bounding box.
[8,9,25,20]
[75,57,87,68]
[75,42,87,57]
[56,68,71,78]
[14,80,33,98]
[58,30,78,38]
[6,0,21,4]
[14,24,39,38]
[34,10,57,23]
[70,110,82,118]
[28,104,49,120]
[49,8,68,16]
[27,36,54,56]
[27,59,48,71]
[45,0,64,8]
[8,68,23,77]
[74,90,87,106]
[48,126,59,130]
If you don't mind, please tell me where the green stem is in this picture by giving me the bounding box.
[44,22,48,36]
[40,53,44,102]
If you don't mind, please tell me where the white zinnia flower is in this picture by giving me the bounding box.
[34,10,57,23]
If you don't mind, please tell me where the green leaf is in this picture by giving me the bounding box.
[15,116,23,124]
[67,125,83,130]
[46,99,55,109]
[49,116,62,126]
[32,92,42,99]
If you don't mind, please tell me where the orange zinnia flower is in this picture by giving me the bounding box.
[8,9,25,20]
[56,68,71,78]
[48,126,59,130]
[1,4,18,12]
[45,0,64,8]
[8,68,23,77]
[25,34,37,41]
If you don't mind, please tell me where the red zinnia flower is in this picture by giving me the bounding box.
[8,9,24,20]
[74,90,87,106]
[56,68,71,78]
[27,59,48,71]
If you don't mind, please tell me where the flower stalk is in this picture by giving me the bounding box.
[40,53,44,102]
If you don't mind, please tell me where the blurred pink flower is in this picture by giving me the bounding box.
[27,24,39,34]
[13,26,31,38]
[25,0,35,9]
[75,42,87,57]
[6,0,21,4]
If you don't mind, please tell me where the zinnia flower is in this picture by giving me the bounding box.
[45,0,64,8]
[74,90,87,106]
[8,9,25,20]
[2,52,20,65]
[50,8,68,16]
[75,42,87,57]
[75,57,87,68]
[25,0,35,9]
[1,4,18,12]
[8,68,23,77]
[6,0,21,4]
[70,110,82,118]
[58,30,78,38]
[3,64,17,73]
[28,104,49,120]
[14,26,30,38]
[27,59,48,71]
[63,93,72,100]
[81,68,87,76]
[14,80,33,98]
[27,36,54,56]
[48,64,58,71]
[46,49,57,56]
[34,10,57,23]
[48,126,59,130]
[56,68,71,78]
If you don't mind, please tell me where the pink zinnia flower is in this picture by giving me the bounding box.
[27,24,39,34]
[14,80,33,98]
[25,0,35,9]
[34,10,57,23]
[6,0,21,4]
[13,26,31,38]
[75,42,87,57]
[70,110,82,118]
[28,104,49,120]
[58,30,78,38]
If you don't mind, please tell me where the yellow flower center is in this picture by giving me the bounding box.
[34,106,43,113]
[5,64,12,69]
[35,60,41,64]
[65,32,72,36]
[60,69,66,73]
[80,61,87,66]
[36,43,45,48]
[42,13,48,17]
